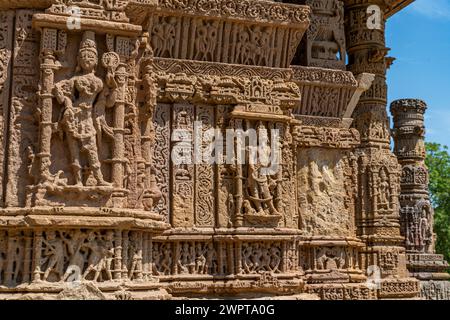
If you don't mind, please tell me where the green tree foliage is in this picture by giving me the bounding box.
[425,142,450,263]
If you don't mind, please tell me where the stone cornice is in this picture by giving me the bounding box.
[344,0,415,18]
[153,57,293,80]
[156,0,310,27]
[0,0,52,9]
[291,66,358,87]
[0,0,412,19]
[292,125,361,149]
[385,0,415,18]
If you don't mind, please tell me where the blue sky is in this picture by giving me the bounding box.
[387,0,450,147]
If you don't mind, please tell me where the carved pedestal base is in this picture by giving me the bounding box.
[150,228,304,297]
[300,237,367,284]
[406,253,450,300]
[166,275,305,298]
[26,185,117,208]
[0,281,172,300]
[377,278,420,299]
[420,280,450,300]
[0,208,169,300]
[407,253,450,281]
[307,278,421,300]
[243,214,282,228]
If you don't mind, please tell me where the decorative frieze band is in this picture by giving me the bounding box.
[156,0,311,26]
[291,66,358,86]
[153,57,293,80]
[154,71,301,110]
[292,125,360,149]
[291,66,373,119]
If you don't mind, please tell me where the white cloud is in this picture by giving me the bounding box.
[410,0,450,19]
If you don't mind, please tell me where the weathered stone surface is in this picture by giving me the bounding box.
[391,99,450,300]
[0,0,444,300]
[56,283,107,300]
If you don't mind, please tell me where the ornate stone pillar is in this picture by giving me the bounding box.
[344,0,418,298]
[37,28,58,185]
[233,118,244,228]
[391,99,450,300]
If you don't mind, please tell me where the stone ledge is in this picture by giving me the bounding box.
[0,207,169,231]
[33,13,142,36]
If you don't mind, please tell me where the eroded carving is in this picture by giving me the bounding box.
[0,0,434,301]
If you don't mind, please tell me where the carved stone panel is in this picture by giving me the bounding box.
[0,228,159,287]
[4,10,40,207]
[172,103,195,227]
[194,104,215,227]
[291,66,358,118]
[216,105,234,228]
[146,0,311,68]
[293,0,346,70]
[153,103,171,222]
[240,241,283,274]
[0,10,14,207]
[0,0,429,300]
[297,149,354,237]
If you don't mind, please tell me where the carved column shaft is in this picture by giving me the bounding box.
[32,230,43,282]
[38,28,58,182]
[23,231,33,283]
[344,0,414,292]
[142,113,154,189]
[122,230,129,279]
[233,119,244,227]
[112,89,126,189]
[391,99,430,252]
[391,99,450,288]
[114,230,123,280]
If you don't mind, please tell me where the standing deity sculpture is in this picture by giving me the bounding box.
[418,207,433,252]
[292,0,346,69]
[376,168,390,210]
[53,31,111,187]
[194,243,207,274]
[244,125,280,216]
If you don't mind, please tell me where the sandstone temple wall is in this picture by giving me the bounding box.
[0,0,446,300]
